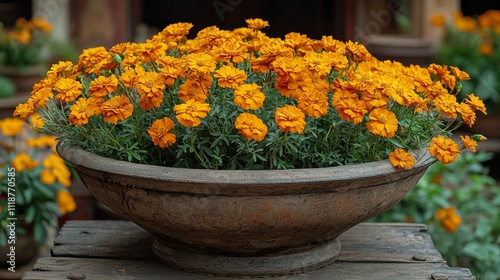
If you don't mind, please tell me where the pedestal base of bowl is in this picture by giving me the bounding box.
[152,238,342,277]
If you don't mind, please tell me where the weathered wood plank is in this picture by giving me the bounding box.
[52,221,444,263]
[24,257,475,280]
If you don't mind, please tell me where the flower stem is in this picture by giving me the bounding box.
[190,128,209,169]
[270,132,288,169]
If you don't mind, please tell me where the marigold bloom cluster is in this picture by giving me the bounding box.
[15,18,487,169]
[435,206,462,232]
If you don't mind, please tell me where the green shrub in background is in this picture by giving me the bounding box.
[0,75,15,98]
[373,151,500,280]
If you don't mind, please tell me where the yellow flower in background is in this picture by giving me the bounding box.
[435,207,462,232]
[12,153,38,172]
[428,135,460,165]
[57,191,77,215]
[148,117,176,148]
[235,113,268,142]
[389,148,415,170]
[245,18,269,30]
[174,99,211,127]
[429,14,445,27]
[0,117,25,136]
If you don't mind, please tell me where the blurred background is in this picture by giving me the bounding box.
[1,0,500,279]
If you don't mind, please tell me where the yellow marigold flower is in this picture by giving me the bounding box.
[40,169,56,184]
[134,41,168,63]
[297,90,329,118]
[332,90,368,124]
[148,117,176,148]
[186,53,217,75]
[433,93,459,119]
[457,103,476,127]
[435,207,462,232]
[57,191,77,215]
[389,148,415,170]
[101,95,134,124]
[321,36,346,53]
[235,112,268,142]
[29,85,53,109]
[89,75,119,98]
[460,135,478,153]
[160,64,187,86]
[449,66,470,81]
[345,40,369,62]
[454,13,476,32]
[0,117,25,136]
[109,42,131,55]
[120,67,140,88]
[214,65,247,89]
[69,98,95,126]
[245,18,269,30]
[284,32,310,51]
[429,14,445,27]
[29,112,45,130]
[160,22,194,42]
[303,52,333,77]
[366,108,398,138]
[54,78,83,103]
[174,99,211,127]
[47,61,75,80]
[234,83,266,110]
[178,78,209,103]
[428,135,460,165]
[12,153,38,172]
[275,105,306,134]
[13,102,35,120]
[465,93,487,115]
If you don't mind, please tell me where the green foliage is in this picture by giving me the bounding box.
[373,152,500,279]
[0,75,15,98]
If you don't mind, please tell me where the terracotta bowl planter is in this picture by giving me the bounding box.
[57,143,435,277]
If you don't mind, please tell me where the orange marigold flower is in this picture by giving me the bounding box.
[160,22,194,42]
[69,98,96,126]
[77,46,116,75]
[31,17,53,32]
[428,135,460,165]
[389,148,415,170]
[120,67,140,89]
[479,42,494,56]
[148,117,176,148]
[458,103,476,127]
[366,108,398,138]
[450,66,470,81]
[89,75,119,98]
[345,40,369,62]
[29,85,53,109]
[433,93,459,119]
[136,71,166,110]
[47,61,75,80]
[100,95,134,124]
[13,102,35,120]
[12,153,38,172]
[245,18,269,30]
[212,39,248,64]
[54,78,83,102]
[29,112,45,130]
[234,83,266,110]
[186,52,217,75]
[57,191,77,215]
[332,90,368,124]
[133,41,167,63]
[429,14,445,27]
[178,78,209,103]
[460,135,478,153]
[275,105,306,134]
[235,112,268,142]
[40,169,56,184]
[297,90,329,118]
[435,207,462,232]
[174,99,211,127]
[214,65,247,89]
[160,64,187,86]
[465,93,487,115]
[0,117,25,136]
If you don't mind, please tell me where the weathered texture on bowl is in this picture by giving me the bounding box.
[57,143,435,277]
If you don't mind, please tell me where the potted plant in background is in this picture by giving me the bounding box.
[0,17,52,118]
[13,18,487,277]
[0,115,76,266]
[431,10,500,137]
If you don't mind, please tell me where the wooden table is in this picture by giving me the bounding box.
[22,221,475,279]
